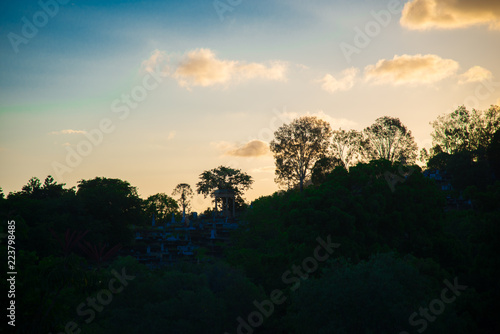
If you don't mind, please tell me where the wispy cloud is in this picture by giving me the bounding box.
[141,49,171,75]
[141,48,287,89]
[401,0,500,30]
[320,67,359,93]
[49,129,87,135]
[364,54,459,85]
[458,66,493,84]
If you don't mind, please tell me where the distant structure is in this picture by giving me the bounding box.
[212,189,236,218]
[125,213,239,268]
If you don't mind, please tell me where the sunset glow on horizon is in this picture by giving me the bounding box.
[1,0,499,211]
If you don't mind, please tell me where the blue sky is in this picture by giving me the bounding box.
[1,0,500,211]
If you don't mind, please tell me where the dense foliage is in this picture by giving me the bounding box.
[1,106,499,333]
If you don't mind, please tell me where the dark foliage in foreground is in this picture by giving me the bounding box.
[1,132,499,333]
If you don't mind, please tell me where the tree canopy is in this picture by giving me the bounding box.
[270,116,333,191]
[2,105,500,334]
[430,105,500,156]
[330,129,367,169]
[363,116,418,164]
[196,165,253,207]
[172,183,194,217]
[76,177,142,245]
[144,193,179,223]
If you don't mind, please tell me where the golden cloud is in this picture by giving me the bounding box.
[458,66,493,84]
[320,67,359,93]
[226,140,270,157]
[172,49,287,88]
[401,0,500,30]
[364,54,459,85]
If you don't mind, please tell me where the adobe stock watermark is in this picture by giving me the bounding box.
[213,0,244,22]
[7,0,70,54]
[51,69,165,181]
[339,0,404,64]
[224,235,340,334]
[399,277,467,334]
[49,267,135,334]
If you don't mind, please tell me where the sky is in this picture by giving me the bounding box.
[1,0,500,211]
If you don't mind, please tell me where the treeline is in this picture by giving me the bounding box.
[225,105,500,333]
[0,105,499,333]
[0,172,257,333]
[270,105,499,192]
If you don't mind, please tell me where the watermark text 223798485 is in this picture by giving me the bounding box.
[6,220,17,327]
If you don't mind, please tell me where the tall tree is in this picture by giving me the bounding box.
[196,166,253,210]
[144,193,179,223]
[76,177,142,244]
[430,105,500,155]
[270,116,332,191]
[331,129,367,169]
[172,183,194,218]
[363,116,418,164]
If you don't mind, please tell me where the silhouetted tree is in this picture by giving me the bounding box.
[196,166,253,210]
[76,177,142,245]
[172,183,194,218]
[331,129,367,169]
[144,193,179,223]
[430,105,500,156]
[271,116,332,191]
[364,116,418,164]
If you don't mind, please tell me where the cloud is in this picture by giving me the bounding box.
[227,140,270,157]
[49,129,87,135]
[173,49,287,88]
[320,67,359,93]
[364,54,459,85]
[141,49,170,75]
[141,48,287,89]
[458,66,493,84]
[279,110,359,130]
[401,0,500,30]
[211,140,270,157]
